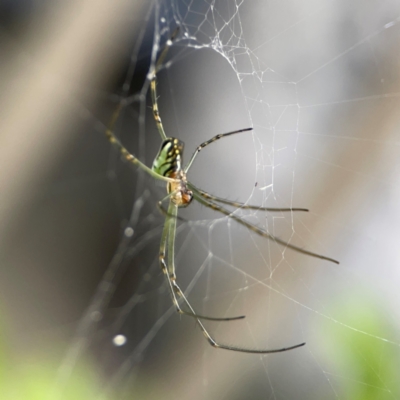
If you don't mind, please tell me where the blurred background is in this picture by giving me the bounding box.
[1,0,400,399]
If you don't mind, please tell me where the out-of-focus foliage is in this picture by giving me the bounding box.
[0,320,107,400]
[319,294,400,399]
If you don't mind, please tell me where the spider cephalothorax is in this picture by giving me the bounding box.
[167,170,193,207]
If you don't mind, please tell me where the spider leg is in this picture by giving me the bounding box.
[195,186,309,212]
[172,261,306,354]
[188,183,339,264]
[104,28,180,179]
[150,27,180,141]
[105,104,175,183]
[159,200,245,322]
[154,27,180,75]
[163,201,306,353]
[184,127,253,172]
[188,305,305,353]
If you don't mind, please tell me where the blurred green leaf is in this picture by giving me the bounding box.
[319,293,400,400]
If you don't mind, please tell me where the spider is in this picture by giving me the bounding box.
[104,29,338,354]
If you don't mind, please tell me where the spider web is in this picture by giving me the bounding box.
[3,0,400,399]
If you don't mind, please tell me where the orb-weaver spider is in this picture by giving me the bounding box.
[105,29,338,354]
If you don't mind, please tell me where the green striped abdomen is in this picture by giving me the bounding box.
[152,137,184,177]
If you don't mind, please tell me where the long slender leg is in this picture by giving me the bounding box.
[184,127,253,172]
[150,28,180,140]
[105,28,180,178]
[166,200,178,280]
[105,104,175,183]
[175,277,306,354]
[163,202,305,353]
[195,186,308,212]
[153,27,180,76]
[150,71,166,141]
[159,200,244,321]
[189,183,339,264]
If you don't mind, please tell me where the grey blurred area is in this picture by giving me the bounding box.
[0,0,148,367]
[1,1,400,399]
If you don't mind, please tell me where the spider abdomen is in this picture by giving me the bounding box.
[152,137,184,177]
[152,137,193,207]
